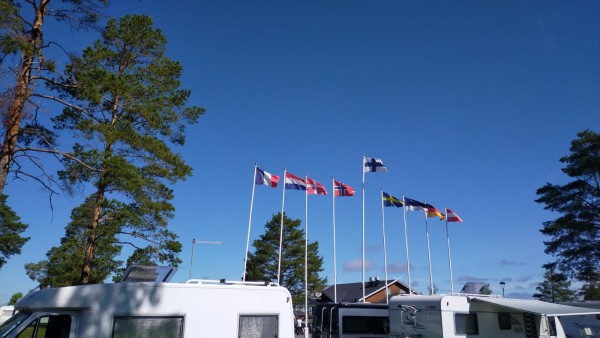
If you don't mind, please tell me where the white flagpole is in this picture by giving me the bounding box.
[445,207,455,293]
[424,207,434,295]
[304,175,309,338]
[278,169,287,285]
[380,190,389,304]
[403,195,412,294]
[243,163,258,282]
[361,156,366,302]
[332,177,338,303]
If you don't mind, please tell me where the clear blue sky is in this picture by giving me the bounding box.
[1,0,599,303]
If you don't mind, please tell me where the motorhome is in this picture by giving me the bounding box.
[311,302,389,338]
[0,266,295,338]
[389,294,600,338]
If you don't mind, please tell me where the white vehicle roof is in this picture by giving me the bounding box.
[468,297,600,317]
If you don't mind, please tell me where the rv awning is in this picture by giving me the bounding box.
[468,297,600,317]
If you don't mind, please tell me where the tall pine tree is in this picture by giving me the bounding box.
[246,213,327,305]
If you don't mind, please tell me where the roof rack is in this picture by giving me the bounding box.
[185,279,278,287]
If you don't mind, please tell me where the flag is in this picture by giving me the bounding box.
[334,180,355,197]
[255,167,279,188]
[382,192,403,207]
[404,197,427,211]
[307,177,327,195]
[425,203,445,220]
[284,172,307,190]
[446,208,463,222]
[364,157,388,173]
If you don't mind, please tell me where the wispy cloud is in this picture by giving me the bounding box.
[499,259,526,266]
[343,259,375,272]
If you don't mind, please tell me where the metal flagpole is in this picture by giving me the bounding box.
[380,190,389,303]
[424,207,434,295]
[332,177,338,303]
[304,175,309,338]
[403,195,412,294]
[243,164,258,282]
[445,207,455,293]
[278,169,287,285]
[361,156,366,302]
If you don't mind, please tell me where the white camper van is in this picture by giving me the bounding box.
[0,266,295,338]
[0,306,15,325]
[389,294,600,338]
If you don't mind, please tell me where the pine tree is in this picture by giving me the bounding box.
[0,194,29,269]
[246,213,327,305]
[40,15,203,285]
[536,130,600,300]
[533,264,577,303]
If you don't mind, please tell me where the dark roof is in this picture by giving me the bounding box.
[320,279,413,303]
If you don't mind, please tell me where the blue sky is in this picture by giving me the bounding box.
[1,0,599,303]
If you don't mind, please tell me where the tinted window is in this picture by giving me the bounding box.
[112,316,183,338]
[342,316,389,334]
[238,315,277,338]
[498,313,511,330]
[16,315,71,338]
[455,313,478,335]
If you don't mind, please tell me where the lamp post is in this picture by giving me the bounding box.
[189,239,224,279]
[499,281,506,298]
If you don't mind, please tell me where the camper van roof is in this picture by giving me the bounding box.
[469,296,600,317]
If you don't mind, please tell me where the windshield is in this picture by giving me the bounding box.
[0,312,30,338]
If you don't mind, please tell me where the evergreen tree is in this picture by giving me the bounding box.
[533,263,577,303]
[535,130,600,300]
[0,194,29,269]
[246,213,327,305]
[478,283,492,295]
[8,292,23,305]
[34,15,203,285]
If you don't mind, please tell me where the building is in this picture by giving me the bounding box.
[316,277,418,303]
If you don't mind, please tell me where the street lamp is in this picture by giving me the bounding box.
[189,239,224,279]
[499,281,506,298]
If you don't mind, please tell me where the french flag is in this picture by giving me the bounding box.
[284,172,307,190]
[255,167,279,188]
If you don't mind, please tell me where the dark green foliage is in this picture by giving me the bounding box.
[478,284,492,295]
[246,213,327,305]
[536,130,600,300]
[8,292,23,305]
[0,194,29,270]
[533,263,577,303]
[39,15,201,284]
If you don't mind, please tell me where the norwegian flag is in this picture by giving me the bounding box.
[445,208,463,222]
[306,177,327,195]
[333,180,355,197]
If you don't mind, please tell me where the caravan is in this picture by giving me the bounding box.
[0,266,295,338]
[311,302,389,338]
[389,294,600,338]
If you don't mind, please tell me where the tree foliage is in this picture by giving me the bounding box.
[246,213,327,305]
[535,130,600,300]
[25,15,202,285]
[0,194,29,270]
[8,292,23,305]
[533,263,577,303]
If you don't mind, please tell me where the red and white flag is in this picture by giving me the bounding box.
[445,208,463,222]
[333,180,355,197]
[306,177,327,195]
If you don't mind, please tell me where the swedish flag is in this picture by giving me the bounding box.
[383,192,403,207]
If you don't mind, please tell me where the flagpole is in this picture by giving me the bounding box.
[403,195,412,294]
[332,177,337,303]
[303,176,308,338]
[361,156,366,302]
[445,207,455,293]
[243,163,258,282]
[380,190,389,304]
[424,207,434,295]
[278,169,287,285]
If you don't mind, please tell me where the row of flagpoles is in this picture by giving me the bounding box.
[243,156,464,311]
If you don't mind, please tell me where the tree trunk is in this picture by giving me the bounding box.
[0,0,50,194]
[79,188,104,285]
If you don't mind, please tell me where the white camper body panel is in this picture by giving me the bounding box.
[0,306,15,324]
[2,281,294,338]
[389,294,573,338]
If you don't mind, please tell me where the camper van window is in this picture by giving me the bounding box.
[454,313,479,335]
[498,313,511,330]
[238,315,278,338]
[0,312,30,338]
[112,316,183,338]
[15,315,71,338]
[342,316,389,335]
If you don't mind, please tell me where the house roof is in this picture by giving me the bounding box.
[320,279,414,303]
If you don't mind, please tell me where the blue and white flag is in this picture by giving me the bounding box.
[364,157,388,173]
